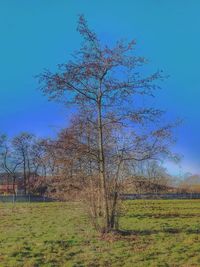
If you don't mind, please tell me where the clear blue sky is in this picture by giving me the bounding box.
[1,0,200,175]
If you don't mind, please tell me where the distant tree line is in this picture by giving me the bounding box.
[0,129,175,196]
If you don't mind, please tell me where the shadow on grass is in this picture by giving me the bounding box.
[126,213,200,219]
[115,228,200,236]
[116,228,179,236]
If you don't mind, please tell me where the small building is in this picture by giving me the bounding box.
[0,184,18,195]
[0,173,24,195]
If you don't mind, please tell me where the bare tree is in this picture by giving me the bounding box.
[12,133,36,195]
[0,135,22,196]
[38,15,178,232]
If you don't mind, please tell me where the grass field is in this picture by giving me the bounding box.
[1,200,200,266]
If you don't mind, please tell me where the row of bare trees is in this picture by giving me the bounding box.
[0,133,46,195]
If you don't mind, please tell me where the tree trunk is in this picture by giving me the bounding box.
[110,191,118,229]
[97,96,110,230]
[23,155,27,195]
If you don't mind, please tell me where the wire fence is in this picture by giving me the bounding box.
[0,195,55,203]
[122,193,200,200]
[2,193,200,202]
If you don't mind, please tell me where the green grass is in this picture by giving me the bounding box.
[1,200,200,266]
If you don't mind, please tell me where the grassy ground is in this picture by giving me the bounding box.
[1,200,200,266]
